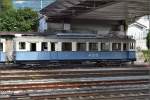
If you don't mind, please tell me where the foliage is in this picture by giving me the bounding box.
[142,50,150,63]
[0,0,13,11]
[146,31,150,49]
[0,8,38,32]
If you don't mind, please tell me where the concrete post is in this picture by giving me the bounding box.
[72,42,77,51]
[48,42,51,51]
[26,42,30,51]
[37,42,41,51]
[86,42,89,51]
[98,42,101,51]
[109,43,112,51]
[57,42,62,51]
[121,42,124,51]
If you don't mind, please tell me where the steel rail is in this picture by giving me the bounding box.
[0,79,149,91]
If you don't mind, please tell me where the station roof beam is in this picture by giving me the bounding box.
[40,0,150,23]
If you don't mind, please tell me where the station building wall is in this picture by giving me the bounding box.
[47,19,123,35]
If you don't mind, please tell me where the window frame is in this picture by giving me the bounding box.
[51,42,56,51]
[19,42,26,50]
[41,42,48,51]
[89,42,98,51]
[130,42,135,50]
[123,43,129,51]
[101,42,110,51]
[112,43,121,51]
[77,43,86,51]
[62,42,72,51]
[30,43,37,51]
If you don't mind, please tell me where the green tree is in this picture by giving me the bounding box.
[146,30,150,49]
[0,0,13,11]
[0,8,38,32]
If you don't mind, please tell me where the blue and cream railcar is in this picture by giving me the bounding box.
[13,33,136,63]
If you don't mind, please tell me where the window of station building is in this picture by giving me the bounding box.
[41,42,48,51]
[112,43,121,51]
[130,43,135,49]
[89,43,98,51]
[101,43,110,51]
[0,43,3,51]
[51,42,56,51]
[77,43,86,51]
[62,42,72,51]
[30,43,36,51]
[123,43,128,51]
[19,42,26,50]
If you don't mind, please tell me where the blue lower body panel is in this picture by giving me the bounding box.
[15,51,136,62]
[0,52,6,62]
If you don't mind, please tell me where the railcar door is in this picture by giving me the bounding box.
[5,38,14,63]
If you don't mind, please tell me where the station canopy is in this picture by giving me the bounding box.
[40,0,150,22]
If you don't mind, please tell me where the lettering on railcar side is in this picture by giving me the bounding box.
[88,53,99,57]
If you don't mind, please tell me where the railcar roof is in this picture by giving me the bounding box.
[0,32,134,41]
[0,32,53,36]
[55,35,135,42]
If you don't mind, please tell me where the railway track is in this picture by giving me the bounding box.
[2,91,149,100]
[0,66,150,100]
[1,83,149,100]
[0,79,149,91]
[0,67,149,80]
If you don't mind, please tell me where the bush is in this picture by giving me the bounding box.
[0,8,38,32]
[0,0,13,11]
[142,50,150,63]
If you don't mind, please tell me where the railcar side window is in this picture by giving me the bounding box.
[123,43,128,51]
[112,43,121,51]
[30,43,36,51]
[51,42,56,51]
[0,43,3,51]
[77,43,86,51]
[89,43,98,51]
[41,42,48,51]
[101,43,110,51]
[62,42,72,51]
[19,42,26,50]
